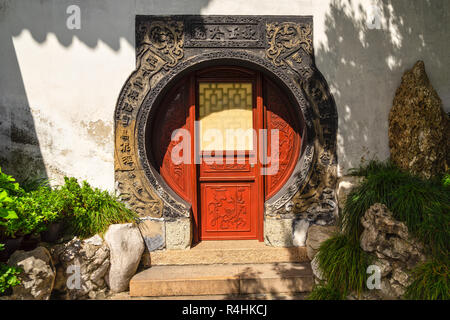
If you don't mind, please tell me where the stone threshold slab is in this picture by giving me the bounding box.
[107,292,308,300]
[130,262,313,297]
[149,240,309,265]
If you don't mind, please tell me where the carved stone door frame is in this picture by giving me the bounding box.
[114,16,338,250]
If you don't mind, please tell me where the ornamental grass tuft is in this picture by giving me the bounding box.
[308,160,449,300]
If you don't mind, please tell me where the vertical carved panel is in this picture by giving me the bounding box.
[264,20,337,223]
[152,77,190,202]
[114,19,185,218]
[265,77,301,198]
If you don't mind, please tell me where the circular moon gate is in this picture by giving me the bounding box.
[114,16,338,246]
[146,64,306,240]
[137,53,315,221]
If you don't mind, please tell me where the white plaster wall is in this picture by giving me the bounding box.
[0,0,449,190]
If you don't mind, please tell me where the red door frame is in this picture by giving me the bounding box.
[190,67,264,242]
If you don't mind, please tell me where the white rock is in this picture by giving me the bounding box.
[293,219,309,246]
[264,217,294,247]
[105,223,145,293]
[83,234,104,246]
[166,218,192,250]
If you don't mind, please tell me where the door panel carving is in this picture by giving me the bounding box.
[264,78,301,198]
[152,77,191,201]
[202,184,252,233]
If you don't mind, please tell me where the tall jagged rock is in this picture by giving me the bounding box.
[389,60,449,179]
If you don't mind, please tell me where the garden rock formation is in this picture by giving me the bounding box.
[47,235,110,300]
[7,247,55,300]
[389,60,449,179]
[2,222,148,300]
[306,224,337,260]
[360,203,426,299]
[105,223,145,293]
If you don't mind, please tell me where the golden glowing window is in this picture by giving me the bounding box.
[198,82,253,151]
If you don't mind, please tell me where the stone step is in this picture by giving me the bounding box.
[130,262,314,297]
[148,240,309,265]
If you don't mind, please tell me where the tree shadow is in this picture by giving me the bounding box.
[0,0,211,183]
[244,0,450,300]
[316,0,450,174]
[220,262,312,300]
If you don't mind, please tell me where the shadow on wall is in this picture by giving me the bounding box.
[316,0,450,174]
[0,0,449,181]
[0,0,211,183]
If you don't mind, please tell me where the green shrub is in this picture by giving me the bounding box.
[442,172,450,188]
[0,264,21,294]
[315,234,372,297]
[308,282,344,300]
[0,168,20,235]
[405,259,449,300]
[3,188,61,237]
[341,161,449,259]
[1,167,137,240]
[57,177,137,238]
[0,245,21,294]
[318,160,449,300]
[0,190,18,222]
[0,167,23,196]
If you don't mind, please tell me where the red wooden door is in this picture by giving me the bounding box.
[196,68,262,240]
[151,66,301,243]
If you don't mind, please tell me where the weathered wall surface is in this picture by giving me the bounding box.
[1,0,449,189]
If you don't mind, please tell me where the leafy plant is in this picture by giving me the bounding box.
[308,282,344,300]
[20,176,50,193]
[314,234,372,297]
[0,264,21,294]
[0,167,23,196]
[0,180,64,238]
[443,172,450,188]
[0,168,20,223]
[1,167,138,240]
[405,259,449,300]
[341,161,449,258]
[58,177,137,238]
[314,160,450,300]
[0,244,22,294]
[4,191,61,237]
[0,190,18,221]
